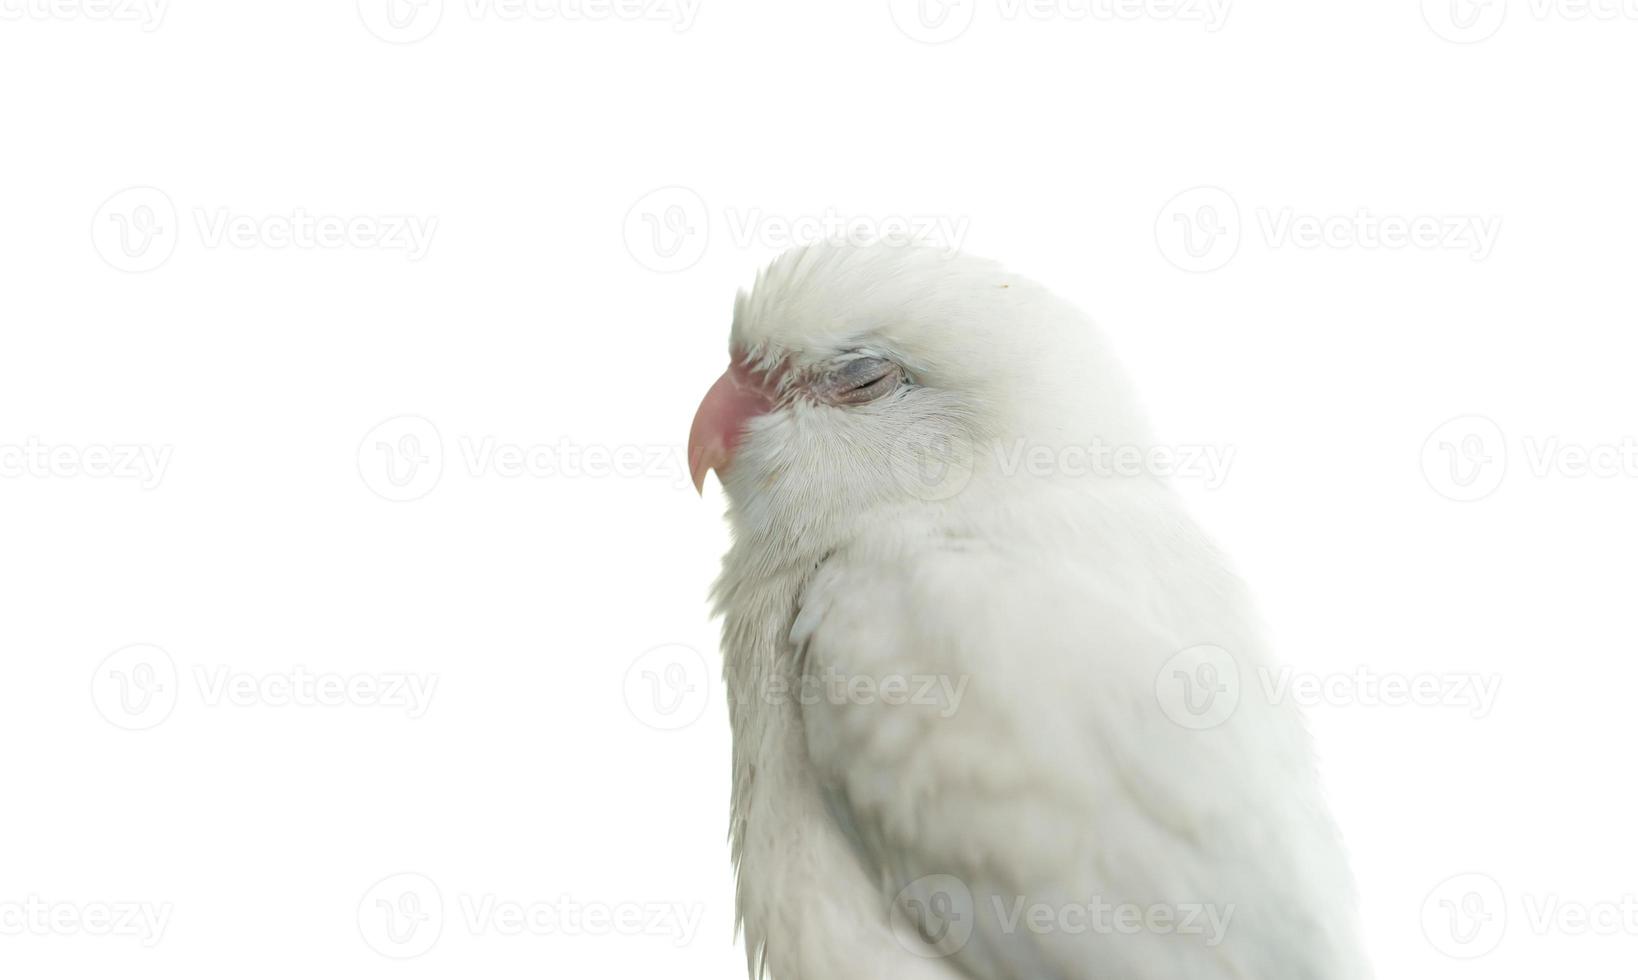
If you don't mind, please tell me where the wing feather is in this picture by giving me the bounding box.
[791,508,1361,980]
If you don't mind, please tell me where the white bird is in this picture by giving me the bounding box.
[688,242,1367,980]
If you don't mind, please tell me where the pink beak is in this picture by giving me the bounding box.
[688,362,776,493]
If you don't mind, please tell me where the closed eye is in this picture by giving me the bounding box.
[823,355,904,405]
[848,364,893,391]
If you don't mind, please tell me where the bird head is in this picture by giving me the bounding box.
[689,242,1152,559]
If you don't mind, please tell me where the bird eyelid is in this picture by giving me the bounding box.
[816,353,904,405]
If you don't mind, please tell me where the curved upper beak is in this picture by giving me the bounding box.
[688,363,776,494]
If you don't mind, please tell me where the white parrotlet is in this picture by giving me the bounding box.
[688,242,1368,980]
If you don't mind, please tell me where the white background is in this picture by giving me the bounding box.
[3,0,1636,977]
